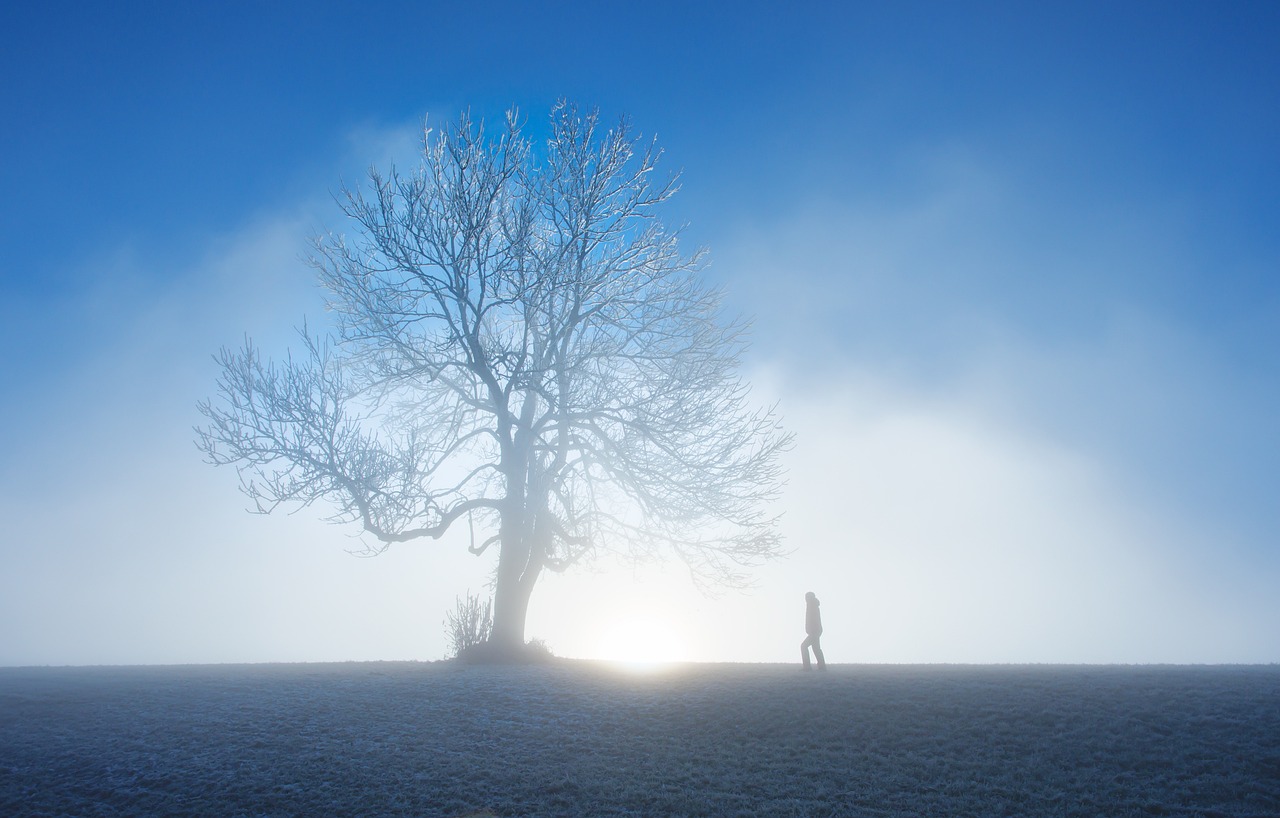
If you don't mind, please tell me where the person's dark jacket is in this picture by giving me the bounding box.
[806,596,823,637]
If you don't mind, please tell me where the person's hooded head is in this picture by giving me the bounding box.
[805,591,818,605]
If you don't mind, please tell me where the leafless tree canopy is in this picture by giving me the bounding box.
[198,102,793,647]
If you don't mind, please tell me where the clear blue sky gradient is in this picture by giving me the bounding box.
[2,1,1277,664]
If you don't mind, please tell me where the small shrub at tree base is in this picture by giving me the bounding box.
[525,638,554,660]
[456,638,556,665]
[444,592,492,659]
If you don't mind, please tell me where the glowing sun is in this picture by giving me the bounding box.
[595,613,689,667]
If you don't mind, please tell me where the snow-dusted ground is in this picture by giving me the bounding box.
[1,661,1277,816]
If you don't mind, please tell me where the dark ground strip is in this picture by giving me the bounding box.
[1,662,1277,817]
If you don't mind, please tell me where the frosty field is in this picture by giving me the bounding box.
[1,661,1277,817]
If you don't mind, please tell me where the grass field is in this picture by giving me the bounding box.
[1,661,1277,816]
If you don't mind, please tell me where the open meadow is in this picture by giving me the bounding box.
[1,661,1277,817]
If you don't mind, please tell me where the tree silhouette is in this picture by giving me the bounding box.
[197,102,792,652]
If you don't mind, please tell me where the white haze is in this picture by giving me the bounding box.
[2,132,1276,666]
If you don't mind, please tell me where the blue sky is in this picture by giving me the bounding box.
[2,2,1277,665]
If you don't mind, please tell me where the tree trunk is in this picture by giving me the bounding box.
[490,555,532,651]
[489,507,547,654]
[489,497,533,651]
[489,432,546,654]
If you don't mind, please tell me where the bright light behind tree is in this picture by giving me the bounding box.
[594,612,690,668]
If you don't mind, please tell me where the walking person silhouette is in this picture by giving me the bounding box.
[801,591,826,670]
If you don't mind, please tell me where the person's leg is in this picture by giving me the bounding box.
[800,635,813,669]
[812,635,826,669]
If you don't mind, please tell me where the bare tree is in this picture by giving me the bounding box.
[197,102,792,652]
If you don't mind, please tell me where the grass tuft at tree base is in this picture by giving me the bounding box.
[455,638,556,665]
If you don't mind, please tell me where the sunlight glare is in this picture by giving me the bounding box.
[595,613,689,670]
